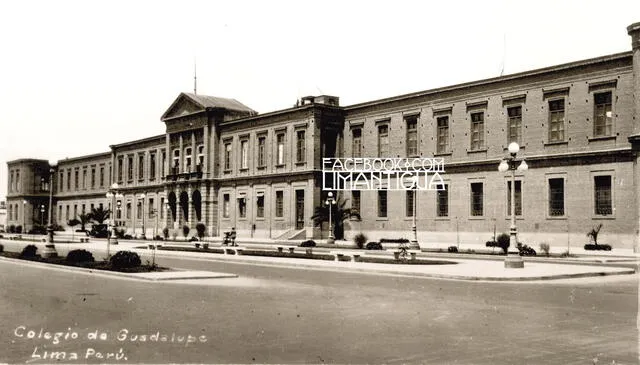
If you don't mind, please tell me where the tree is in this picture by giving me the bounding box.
[68,219,80,241]
[195,223,206,240]
[587,223,603,246]
[311,195,359,240]
[78,213,92,231]
[89,206,110,224]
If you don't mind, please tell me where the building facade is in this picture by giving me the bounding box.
[6,22,640,249]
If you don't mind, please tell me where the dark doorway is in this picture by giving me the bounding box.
[295,190,304,230]
[192,190,202,221]
[179,191,189,223]
[168,192,177,222]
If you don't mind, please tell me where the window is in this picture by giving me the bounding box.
[548,99,565,142]
[137,200,143,219]
[127,156,133,181]
[82,169,87,189]
[405,116,418,156]
[148,198,154,218]
[16,171,20,192]
[507,180,522,216]
[256,195,264,218]
[594,92,613,137]
[59,172,64,192]
[378,125,389,157]
[351,191,360,217]
[172,149,180,172]
[74,169,79,190]
[276,133,285,165]
[196,145,204,171]
[296,130,306,163]
[66,205,69,221]
[138,154,144,180]
[240,140,249,169]
[238,197,246,218]
[149,152,156,180]
[594,175,612,215]
[224,143,232,171]
[74,204,78,219]
[67,170,71,190]
[99,167,104,187]
[406,190,415,217]
[117,158,123,183]
[258,136,266,167]
[507,106,522,144]
[9,171,13,192]
[378,191,388,217]
[58,206,62,222]
[223,194,230,218]
[184,147,192,173]
[159,198,164,219]
[275,191,284,217]
[470,112,485,150]
[470,182,483,216]
[352,128,362,158]
[126,202,131,219]
[437,184,449,217]
[82,204,86,214]
[161,151,166,177]
[548,178,565,216]
[437,116,449,154]
[91,168,96,188]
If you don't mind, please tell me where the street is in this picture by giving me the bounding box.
[0,254,637,364]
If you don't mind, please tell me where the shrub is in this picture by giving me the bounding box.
[20,244,38,258]
[366,241,383,250]
[448,246,458,253]
[485,240,498,247]
[299,240,316,247]
[353,233,367,249]
[182,225,190,239]
[153,235,164,241]
[109,251,141,269]
[539,243,550,256]
[496,233,510,254]
[380,238,410,244]
[162,227,169,239]
[28,224,47,235]
[114,228,126,239]
[189,236,199,242]
[66,249,95,263]
[8,225,15,233]
[15,225,23,234]
[123,234,133,240]
[584,244,612,251]
[196,223,206,240]
[51,224,65,232]
[516,242,536,256]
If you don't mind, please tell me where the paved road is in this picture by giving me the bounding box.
[0,255,637,364]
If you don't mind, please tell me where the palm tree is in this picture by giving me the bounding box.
[311,195,359,240]
[78,213,92,232]
[89,206,110,224]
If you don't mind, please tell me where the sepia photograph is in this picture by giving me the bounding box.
[0,1,639,364]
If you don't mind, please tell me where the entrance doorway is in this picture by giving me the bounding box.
[295,190,304,230]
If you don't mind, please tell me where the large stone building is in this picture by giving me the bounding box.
[6,22,640,249]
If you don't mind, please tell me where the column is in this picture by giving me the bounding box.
[627,22,640,252]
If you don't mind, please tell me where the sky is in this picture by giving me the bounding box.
[1,0,639,201]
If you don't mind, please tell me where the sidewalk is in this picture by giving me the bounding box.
[2,238,634,282]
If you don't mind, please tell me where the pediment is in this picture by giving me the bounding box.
[161,95,204,121]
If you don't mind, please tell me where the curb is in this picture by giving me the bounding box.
[0,256,238,282]
[138,247,638,282]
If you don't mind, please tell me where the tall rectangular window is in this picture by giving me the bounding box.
[224,143,232,171]
[16,171,20,192]
[378,191,388,218]
[74,169,79,190]
[66,205,70,221]
[172,150,180,173]
[437,116,449,154]
[126,202,131,219]
[99,167,104,187]
[117,158,123,183]
[351,191,360,216]
[240,140,249,169]
[296,130,306,163]
[74,204,78,219]
[127,156,133,181]
[196,145,204,170]
[160,197,165,219]
[470,182,483,216]
[59,172,64,192]
[238,198,247,218]
[470,112,485,150]
[352,128,362,158]
[148,198,154,218]
[258,136,266,167]
[406,190,415,217]
[256,196,265,218]
[149,152,156,180]
[276,133,285,165]
[137,201,143,219]
[9,171,13,192]
[507,180,522,216]
[161,151,167,177]
[378,125,389,157]
[82,169,87,189]
[184,147,192,173]
[223,194,230,218]
[67,170,71,190]
[548,178,565,216]
[549,99,565,142]
[594,175,612,215]
[275,191,284,217]
[405,116,418,156]
[594,92,613,137]
[507,106,522,144]
[437,184,449,217]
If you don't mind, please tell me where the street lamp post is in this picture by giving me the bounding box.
[40,205,45,226]
[22,200,26,234]
[410,177,420,250]
[325,192,336,244]
[498,142,528,269]
[41,166,58,258]
[139,193,146,240]
[105,183,123,258]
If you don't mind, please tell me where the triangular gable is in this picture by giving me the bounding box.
[161,93,205,121]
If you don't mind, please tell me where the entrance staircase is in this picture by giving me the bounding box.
[275,228,306,240]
